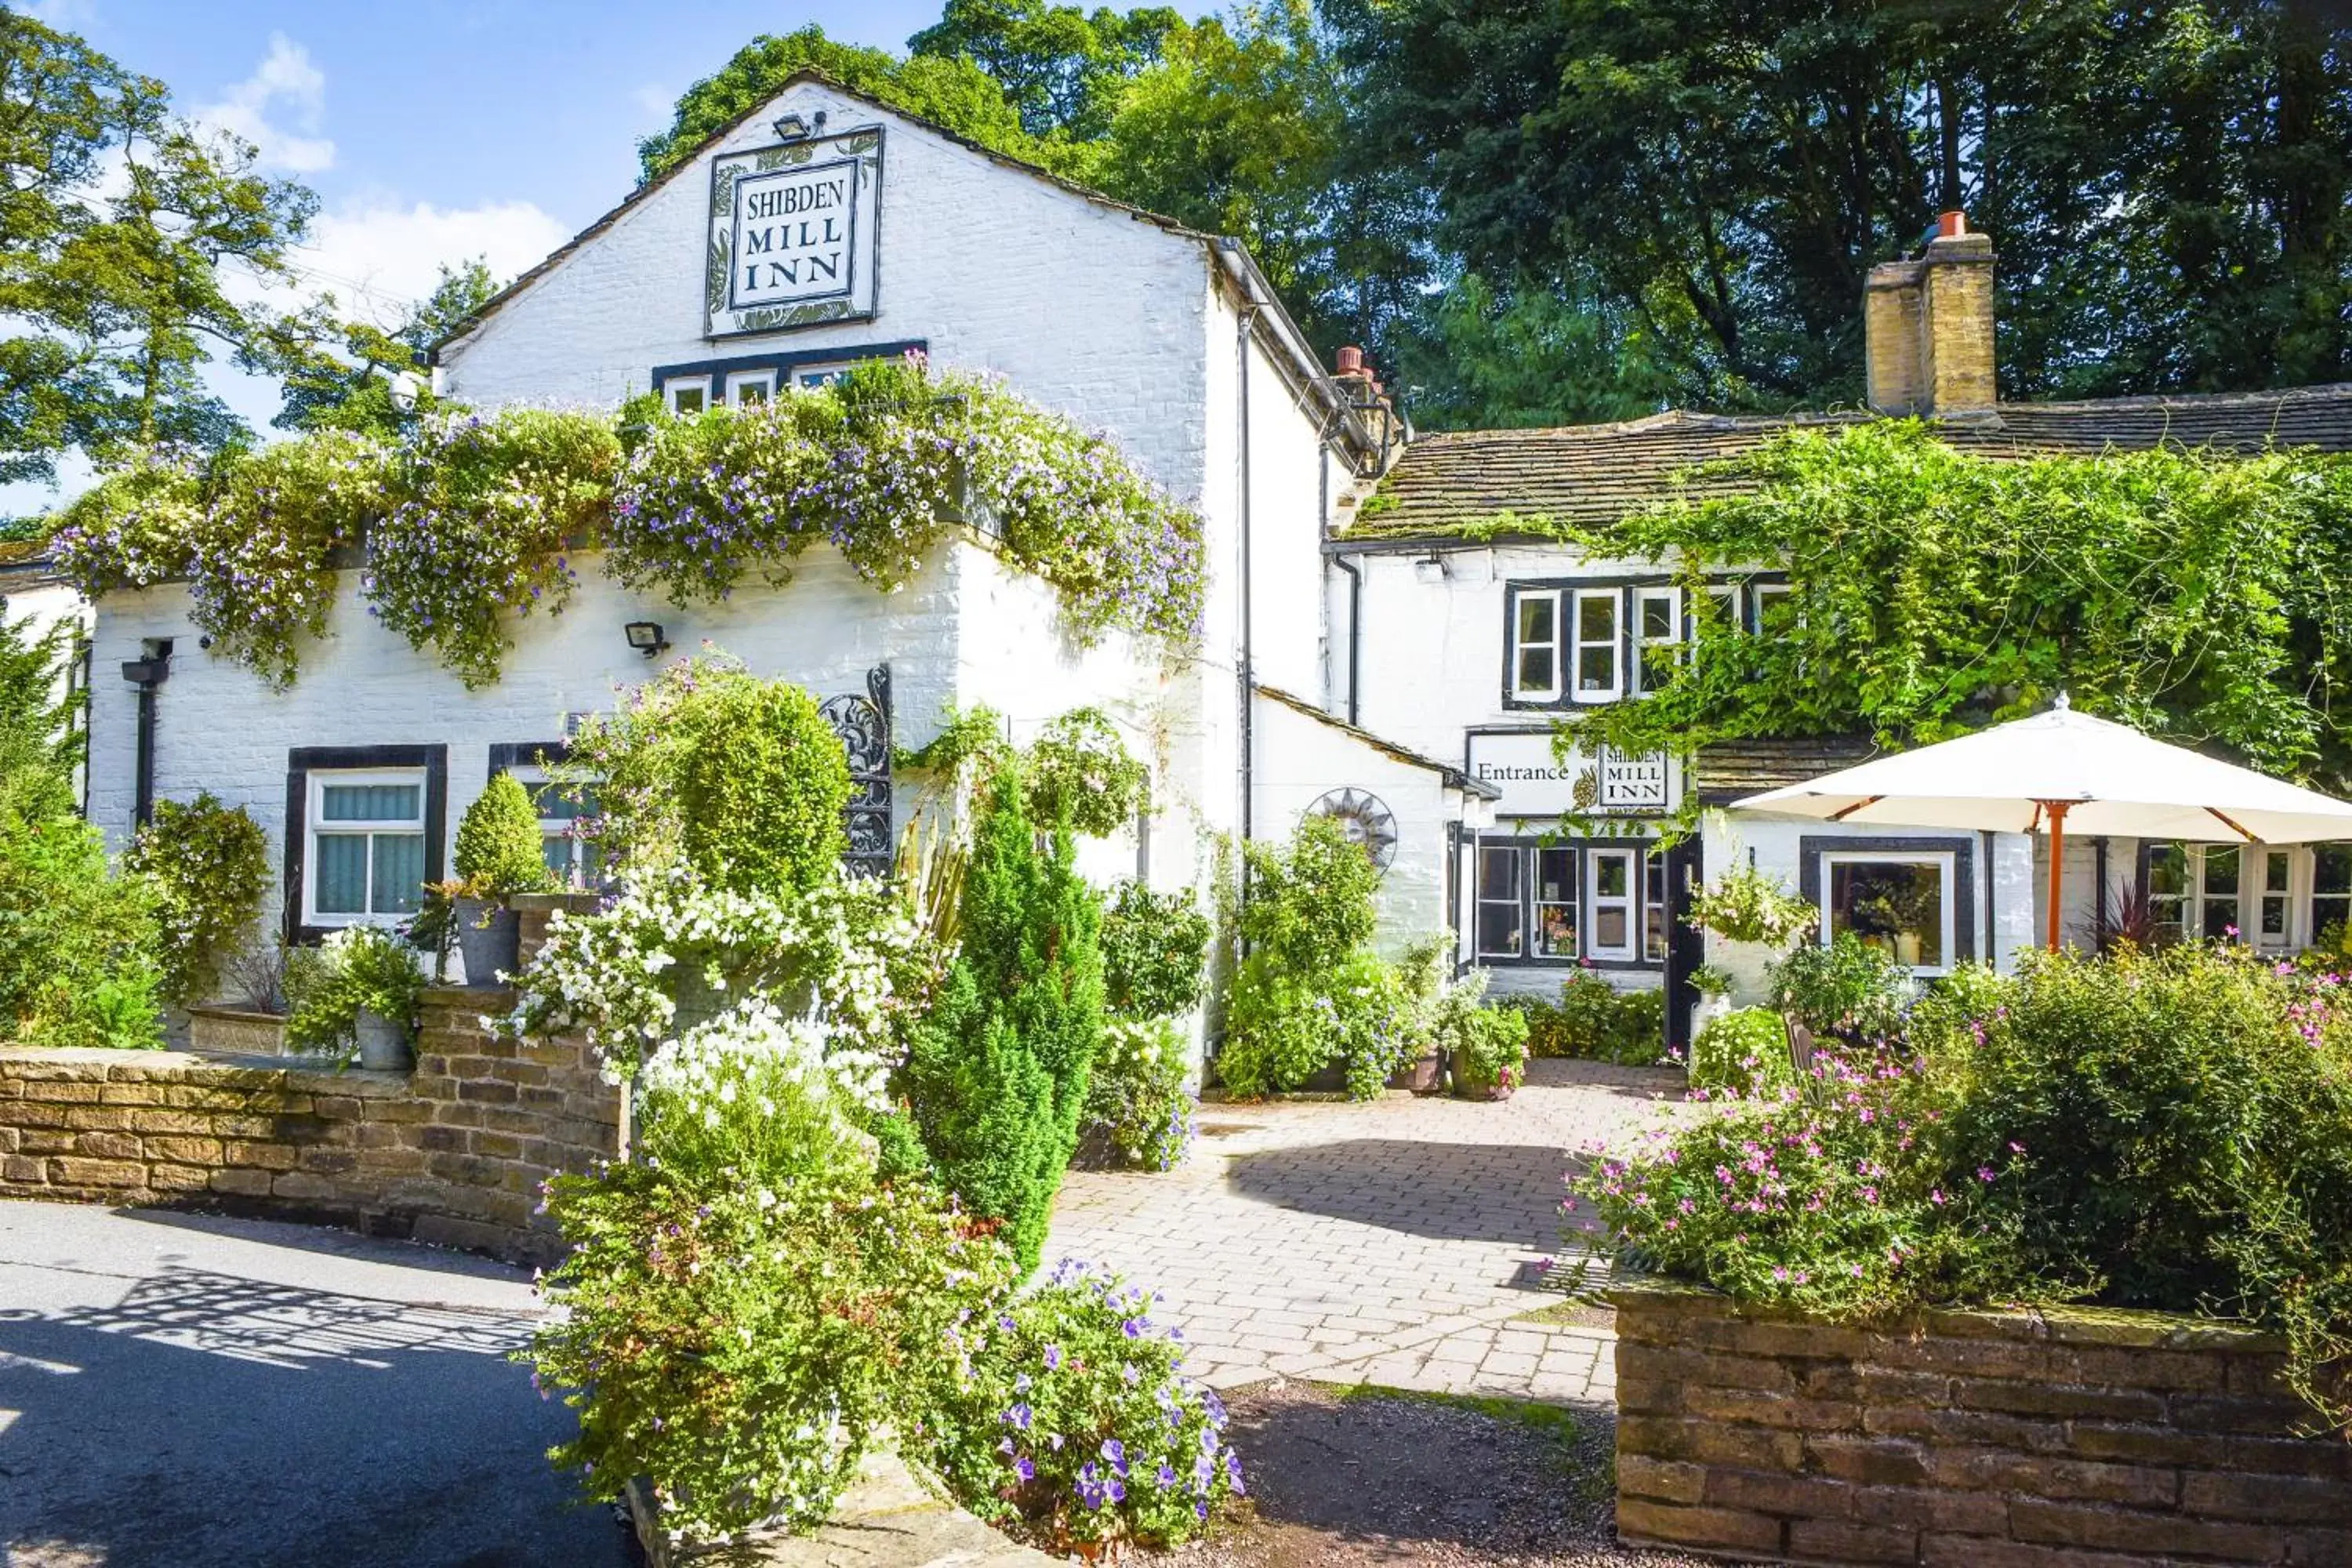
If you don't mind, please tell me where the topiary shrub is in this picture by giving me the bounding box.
[453,771,557,898]
[125,791,268,1007]
[902,762,1106,1271]
[565,652,851,895]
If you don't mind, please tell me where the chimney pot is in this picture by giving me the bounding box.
[1335,345,1363,375]
[1936,210,1968,240]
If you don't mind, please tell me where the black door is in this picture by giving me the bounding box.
[1664,837,1706,1056]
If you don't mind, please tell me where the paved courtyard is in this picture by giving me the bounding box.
[1045,1058,1690,1404]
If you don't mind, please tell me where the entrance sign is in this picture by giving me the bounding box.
[1467,731,1679,818]
[706,127,883,338]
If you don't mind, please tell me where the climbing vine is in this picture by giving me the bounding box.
[1555,423,2352,790]
[51,357,1203,688]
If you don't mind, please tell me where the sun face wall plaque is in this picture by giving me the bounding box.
[705,122,883,339]
[1308,787,1399,872]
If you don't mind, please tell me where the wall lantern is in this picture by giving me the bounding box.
[623,621,670,659]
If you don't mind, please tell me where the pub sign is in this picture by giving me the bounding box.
[706,125,883,338]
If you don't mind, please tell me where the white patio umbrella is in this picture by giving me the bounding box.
[1733,695,2352,951]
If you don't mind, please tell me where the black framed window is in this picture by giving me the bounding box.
[1470,835,1665,968]
[284,745,447,946]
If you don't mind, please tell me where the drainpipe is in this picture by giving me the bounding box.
[120,637,172,829]
[1332,551,1363,728]
[1237,303,1257,852]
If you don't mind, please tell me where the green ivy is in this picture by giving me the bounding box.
[126,792,270,1005]
[1555,423,2352,789]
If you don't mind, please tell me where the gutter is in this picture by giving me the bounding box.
[1237,303,1257,851]
[1210,238,1389,476]
[120,638,172,829]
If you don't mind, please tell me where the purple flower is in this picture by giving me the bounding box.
[1043,1345,1062,1371]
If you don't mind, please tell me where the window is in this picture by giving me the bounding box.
[1821,852,1954,973]
[1572,589,1621,701]
[1751,581,1795,636]
[1586,848,1638,960]
[516,771,602,889]
[1702,582,1741,636]
[792,362,855,389]
[307,771,426,924]
[1475,845,1524,958]
[665,376,710,415]
[727,368,776,406]
[1533,847,1577,957]
[2197,845,2241,939]
[2316,845,2352,944]
[2147,841,2190,943]
[1512,590,1560,701]
[1632,587,1681,695]
[2256,848,2293,950]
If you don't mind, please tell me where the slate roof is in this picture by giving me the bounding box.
[1345,383,2352,543]
[1692,736,1882,804]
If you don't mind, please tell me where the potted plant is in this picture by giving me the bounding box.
[284,926,426,1069]
[1444,996,1530,1102]
[448,772,558,986]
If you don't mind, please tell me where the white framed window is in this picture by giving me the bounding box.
[1572,588,1622,702]
[2148,840,2311,949]
[510,768,602,890]
[1511,590,1561,702]
[664,376,711,416]
[306,770,427,925]
[1702,582,1742,635]
[1751,581,1795,637]
[1632,586,1681,695]
[1475,844,1525,958]
[1820,851,1956,975]
[1533,846,1577,957]
[2147,840,2191,942]
[1585,847,1638,960]
[727,368,777,406]
[1644,848,1670,963]
[792,361,855,389]
[2256,848,2294,951]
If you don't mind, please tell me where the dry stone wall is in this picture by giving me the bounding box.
[1610,1283,2352,1566]
[0,986,617,1264]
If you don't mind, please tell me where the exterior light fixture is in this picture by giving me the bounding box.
[623,621,670,659]
[1414,554,1449,583]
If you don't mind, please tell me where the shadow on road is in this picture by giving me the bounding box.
[1225,1138,1576,1250]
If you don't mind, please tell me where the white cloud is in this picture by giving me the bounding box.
[278,198,571,325]
[20,0,99,28]
[196,34,336,174]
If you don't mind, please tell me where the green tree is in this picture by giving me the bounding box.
[637,25,1039,183]
[902,762,1105,1271]
[909,0,1182,141]
[266,259,502,437]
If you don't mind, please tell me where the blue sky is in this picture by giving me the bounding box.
[20,0,1198,506]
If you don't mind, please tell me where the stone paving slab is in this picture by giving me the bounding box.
[1044,1058,1690,1404]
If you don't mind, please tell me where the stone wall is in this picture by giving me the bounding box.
[0,986,619,1264]
[1610,1282,2352,1567]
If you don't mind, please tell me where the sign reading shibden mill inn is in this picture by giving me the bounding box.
[706,118,884,337]
[1466,730,1679,818]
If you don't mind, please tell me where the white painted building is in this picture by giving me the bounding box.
[57,78,2352,1062]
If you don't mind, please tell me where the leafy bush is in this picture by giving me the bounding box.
[913,1260,1240,1555]
[1770,933,1907,1041]
[126,792,269,1005]
[452,771,557,898]
[1439,994,1530,1098]
[284,926,424,1055]
[506,864,938,1094]
[533,1158,1006,1541]
[1100,880,1210,1020]
[1025,709,1149,837]
[1688,1007,1793,1097]
[902,764,1105,1271]
[1509,972,1665,1064]
[0,612,160,1048]
[1076,1017,1196,1171]
[1684,862,1818,947]
[564,654,850,896]
[1584,942,2352,1433]
[1238,814,1377,975]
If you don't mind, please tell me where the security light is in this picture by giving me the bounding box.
[623,621,670,659]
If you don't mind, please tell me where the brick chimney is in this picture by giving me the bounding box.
[1864,211,1996,418]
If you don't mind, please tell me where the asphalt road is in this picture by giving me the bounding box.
[0,1200,635,1568]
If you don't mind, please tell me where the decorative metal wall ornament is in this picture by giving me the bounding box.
[821,664,893,877]
[1308,786,1399,872]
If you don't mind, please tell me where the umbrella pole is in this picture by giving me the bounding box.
[2043,800,2071,952]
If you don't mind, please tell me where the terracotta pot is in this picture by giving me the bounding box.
[453,897,521,988]
[1388,1051,1444,1094]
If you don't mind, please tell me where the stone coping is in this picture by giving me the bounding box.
[184,1004,288,1025]
[0,1044,407,1091]
[1604,1276,2285,1352]
[625,1448,1049,1568]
